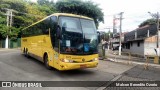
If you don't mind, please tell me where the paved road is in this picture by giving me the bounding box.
[103,65,160,90]
[0,49,134,90]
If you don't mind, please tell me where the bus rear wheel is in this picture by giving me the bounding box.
[44,55,52,70]
[23,48,25,54]
[25,49,29,58]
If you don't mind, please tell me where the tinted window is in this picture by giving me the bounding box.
[80,19,96,34]
[60,16,82,33]
[42,18,50,34]
[22,17,51,37]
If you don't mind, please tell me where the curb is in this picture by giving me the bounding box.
[106,57,160,68]
[0,48,20,52]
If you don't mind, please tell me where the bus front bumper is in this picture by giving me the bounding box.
[58,60,98,70]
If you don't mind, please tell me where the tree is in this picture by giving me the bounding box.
[103,31,113,41]
[0,0,31,39]
[37,0,57,15]
[55,0,104,28]
[139,18,156,27]
[0,0,57,40]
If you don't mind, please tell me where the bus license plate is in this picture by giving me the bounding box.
[80,65,86,68]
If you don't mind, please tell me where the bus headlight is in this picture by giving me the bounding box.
[64,59,73,63]
[91,58,98,61]
[94,58,98,60]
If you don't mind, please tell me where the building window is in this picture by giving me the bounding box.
[130,42,132,47]
[126,43,130,49]
[137,42,140,47]
[128,43,130,49]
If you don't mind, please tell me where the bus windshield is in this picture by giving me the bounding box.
[59,16,98,55]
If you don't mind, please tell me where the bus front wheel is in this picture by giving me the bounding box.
[44,55,52,70]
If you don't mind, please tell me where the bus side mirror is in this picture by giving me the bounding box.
[97,32,101,44]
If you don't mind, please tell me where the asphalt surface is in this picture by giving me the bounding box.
[104,65,160,90]
[0,49,134,90]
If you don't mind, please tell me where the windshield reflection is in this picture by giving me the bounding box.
[59,16,98,55]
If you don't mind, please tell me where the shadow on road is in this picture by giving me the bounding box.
[21,54,95,76]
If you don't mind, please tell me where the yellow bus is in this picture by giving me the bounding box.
[21,13,99,70]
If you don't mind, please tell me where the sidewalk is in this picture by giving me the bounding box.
[98,49,160,89]
[0,48,20,51]
[103,50,160,68]
[106,50,145,61]
[97,56,160,90]
[103,65,160,90]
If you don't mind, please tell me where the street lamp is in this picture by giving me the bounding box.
[148,12,159,56]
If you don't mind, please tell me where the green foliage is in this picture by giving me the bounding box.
[0,9,7,39]
[9,27,21,40]
[55,0,104,28]
[0,24,8,39]
[0,0,57,39]
[0,0,104,40]
[104,31,113,41]
[0,0,29,39]
[37,0,57,15]
[37,4,57,15]
[1,0,27,12]
[139,18,157,27]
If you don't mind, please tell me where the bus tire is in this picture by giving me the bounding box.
[25,49,30,58]
[23,48,25,54]
[24,49,27,57]
[44,54,52,70]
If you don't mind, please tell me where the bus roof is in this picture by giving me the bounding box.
[23,13,93,30]
[52,13,93,20]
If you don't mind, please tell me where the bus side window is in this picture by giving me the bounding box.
[42,18,50,35]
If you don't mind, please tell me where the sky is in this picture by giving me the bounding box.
[92,0,160,33]
[31,0,160,32]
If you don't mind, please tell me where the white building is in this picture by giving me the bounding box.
[123,24,160,56]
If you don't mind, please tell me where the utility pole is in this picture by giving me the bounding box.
[108,29,110,50]
[9,9,13,48]
[112,15,118,51]
[119,12,124,55]
[10,10,13,29]
[156,12,159,56]
[5,10,10,49]
[4,9,14,49]
[113,15,117,36]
